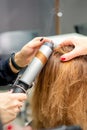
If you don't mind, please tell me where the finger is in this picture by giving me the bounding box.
[42,37,52,43]
[8,89,13,93]
[59,38,76,48]
[34,37,51,42]
[17,102,23,108]
[60,48,80,61]
[11,93,27,101]
[28,37,52,48]
[15,107,21,113]
[22,126,33,130]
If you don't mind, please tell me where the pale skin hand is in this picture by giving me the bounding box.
[0,91,27,124]
[5,125,33,130]
[59,36,87,61]
[14,37,52,68]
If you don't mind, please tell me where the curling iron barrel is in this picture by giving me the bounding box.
[12,42,53,93]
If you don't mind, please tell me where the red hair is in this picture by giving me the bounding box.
[31,46,87,130]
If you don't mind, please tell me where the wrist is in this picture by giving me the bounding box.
[9,53,24,73]
[9,58,20,73]
[15,52,28,68]
[13,52,24,69]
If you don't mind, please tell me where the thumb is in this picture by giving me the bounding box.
[60,49,79,61]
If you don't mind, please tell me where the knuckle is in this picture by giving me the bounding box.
[13,100,19,106]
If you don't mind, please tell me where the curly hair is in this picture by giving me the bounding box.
[31,45,87,130]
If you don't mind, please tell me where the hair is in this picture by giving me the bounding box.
[31,45,87,130]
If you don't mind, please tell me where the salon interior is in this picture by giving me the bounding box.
[0,0,87,129]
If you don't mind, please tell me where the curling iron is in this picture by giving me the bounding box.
[12,42,53,93]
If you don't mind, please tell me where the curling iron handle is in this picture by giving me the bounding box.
[13,87,24,93]
[12,80,30,93]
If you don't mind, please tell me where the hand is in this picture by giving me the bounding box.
[59,36,87,61]
[5,124,33,130]
[14,37,52,68]
[0,91,27,124]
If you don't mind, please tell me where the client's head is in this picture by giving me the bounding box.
[31,45,87,130]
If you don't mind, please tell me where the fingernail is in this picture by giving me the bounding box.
[40,37,44,41]
[60,57,66,61]
[6,125,13,130]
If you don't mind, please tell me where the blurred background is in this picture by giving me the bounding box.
[0,0,87,36]
[0,0,87,54]
[0,0,87,129]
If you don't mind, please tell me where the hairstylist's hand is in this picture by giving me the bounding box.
[5,125,33,130]
[14,37,52,68]
[0,91,27,124]
[59,36,87,61]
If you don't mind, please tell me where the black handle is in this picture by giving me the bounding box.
[12,81,29,93]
